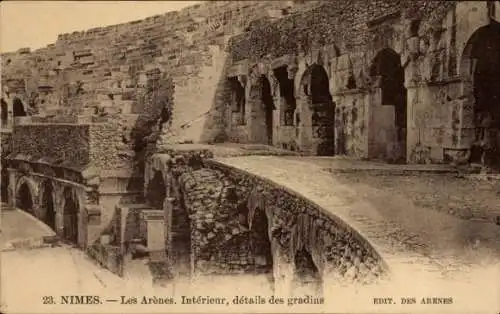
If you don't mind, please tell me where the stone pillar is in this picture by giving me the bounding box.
[141,209,166,262]
[7,169,17,207]
[297,96,314,154]
[53,185,65,239]
[271,239,295,297]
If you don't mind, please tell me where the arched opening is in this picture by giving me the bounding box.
[292,248,322,296]
[463,21,500,169]
[305,64,335,156]
[273,66,296,126]
[260,75,275,145]
[12,97,26,117]
[1,98,8,126]
[370,48,407,162]
[310,65,332,105]
[62,187,79,245]
[146,170,166,209]
[249,208,273,277]
[16,181,34,214]
[40,180,56,230]
[1,168,8,203]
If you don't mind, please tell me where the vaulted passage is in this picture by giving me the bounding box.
[260,75,275,145]
[274,66,296,127]
[147,171,166,209]
[248,208,273,275]
[292,248,322,296]
[309,64,335,156]
[467,21,500,169]
[63,187,79,245]
[370,48,407,163]
[41,180,56,230]
[16,182,33,214]
[12,97,26,117]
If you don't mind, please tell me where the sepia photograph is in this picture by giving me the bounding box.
[0,1,499,313]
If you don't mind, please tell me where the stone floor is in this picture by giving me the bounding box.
[0,204,56,251]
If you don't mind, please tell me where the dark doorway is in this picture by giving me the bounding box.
[273,66,296,126]
[249,208,273,275]
[293,248,322,296]
[260,75,275,145]
[41,181,56,230]
[146,171,166,209]
[16,182,33,214]
[309,64,335,156]
[63,187,79,245]
[370,48,407,162]
[1,98,8,126]
[1,168,8,203]
[468,21,500,169]
[12,98,26,117]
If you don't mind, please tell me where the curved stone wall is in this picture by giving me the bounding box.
[146,149,389,293]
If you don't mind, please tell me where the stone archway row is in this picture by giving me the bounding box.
[6,169,89,246]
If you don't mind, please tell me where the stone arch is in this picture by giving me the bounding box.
[62,186,80,245]
[247,65,276,145]
[248,207,273,275]
[16,180,34,214]
[458,21,500,168]
[292,247,322,296]
[456,1,498,66]
[369,48,407,163]
[15,176,37,214]
[273,66,297,127]
[299,63,335,156]
[40,180,56,230]
[12,97,26,117]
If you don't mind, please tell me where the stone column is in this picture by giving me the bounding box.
[297,95,314,154]
[7,169,17,207]
[141,209,166,262]
[53,185,65,239]
[271,239,295,298]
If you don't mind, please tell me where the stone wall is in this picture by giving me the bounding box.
[146,148,387,289]
[10,123,91,167]
[1,130,12,159]
[1,1,324,146]
[8,118,136,170]
[223,1,500,164]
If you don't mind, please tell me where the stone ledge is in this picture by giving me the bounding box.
[141,209,164,221]
[86,205,102,225]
